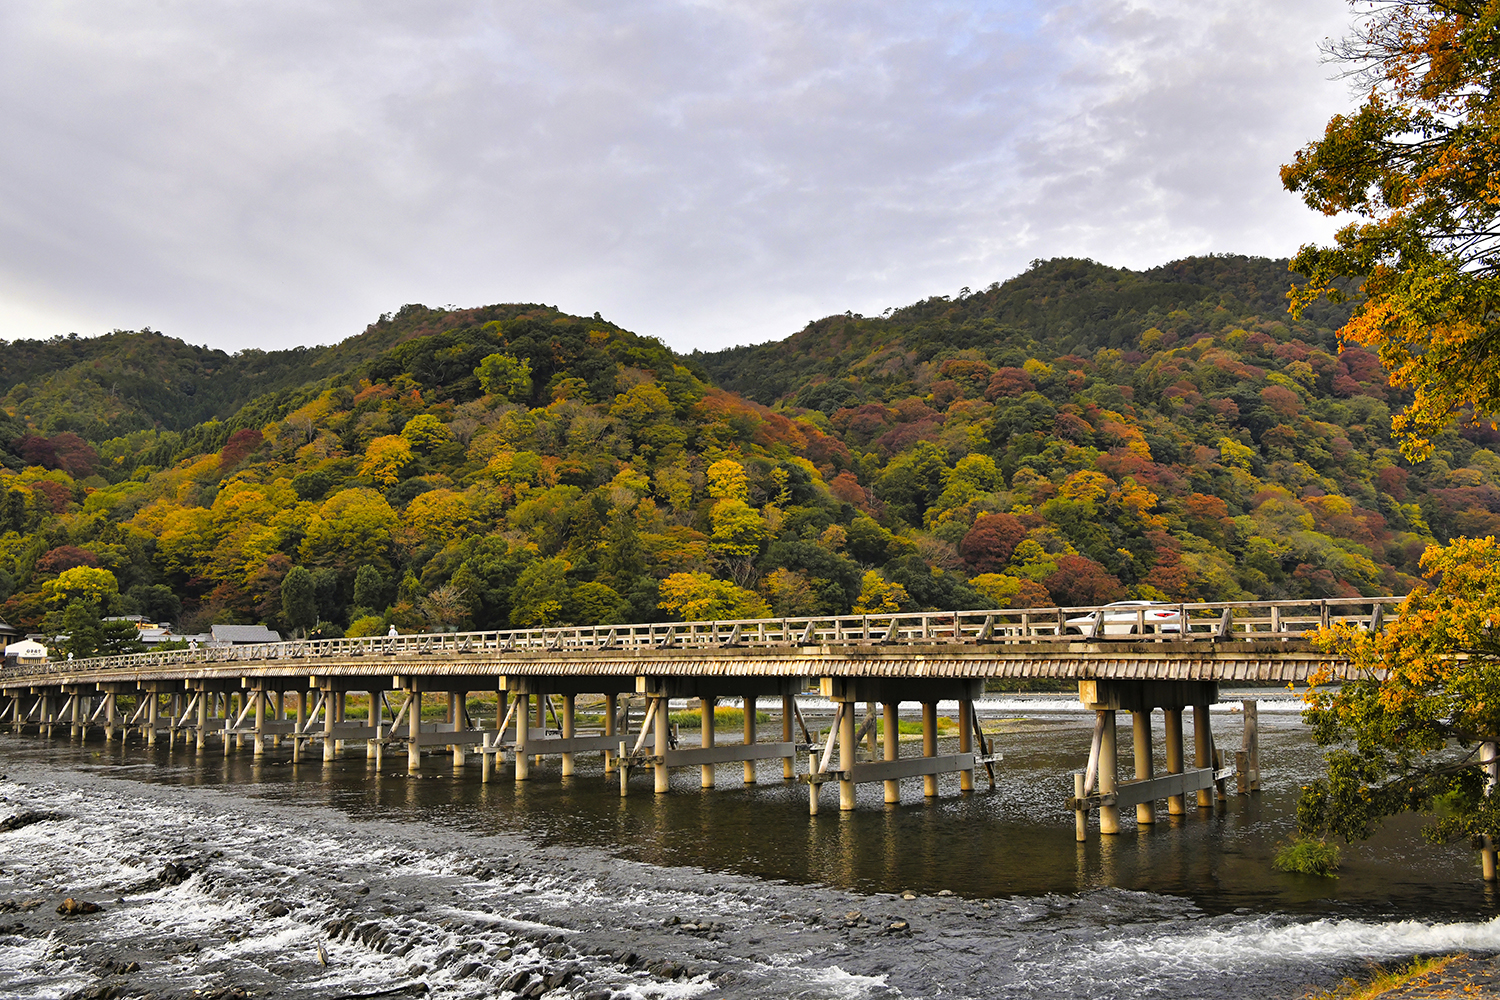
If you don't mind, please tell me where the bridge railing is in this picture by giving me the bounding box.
[1,596,1405,681]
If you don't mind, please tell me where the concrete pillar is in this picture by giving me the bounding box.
[407,690,422,773]
[105,693,117,742]
[653,696,670,794]
[603,693,617,774]
[147,693,158,747]
[560,694,575,777]
[70,691,83,739]
[700,696,716,788]
[883,702,900,804]
[1164,708,1185,815]
[1074,772,1088,842]
[514,694,530,781]
[922,702,937,798]
[865,701,878,758]
[273,691,284,747]
[334,692,346,755]
[1098,710,1120,834]
[1484,742,1498,880]
[743,695,757,785]
[1193,704,1212,809]
[1133,709,1154,825]
[253,689,267,757]
[495,690,509,769]
[368,690,381,759]
[534,696,546,767]
[959,700,974,794]
[323,690,336,762]
[782,694,795,780]
[839,698,857,811]
[293,690,306,763]
[453,691,468,769]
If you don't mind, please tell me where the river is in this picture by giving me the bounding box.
[1,692,1497,999]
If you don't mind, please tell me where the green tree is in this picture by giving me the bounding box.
[510,557,570,627]
[476,352,533,401]
[1283,1,1500,459]
[281,565,318,636]
[352,564,387,614]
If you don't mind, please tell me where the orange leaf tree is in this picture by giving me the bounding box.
[1305,536,1500,844]
[1283,1,1500,460]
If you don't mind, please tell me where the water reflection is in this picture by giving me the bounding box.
[19,705,1497,921]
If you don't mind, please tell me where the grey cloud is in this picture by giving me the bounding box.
[0,0,1355,354]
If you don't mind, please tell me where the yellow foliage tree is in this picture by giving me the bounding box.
[360,435,413,487]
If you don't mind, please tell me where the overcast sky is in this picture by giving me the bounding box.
[0,1,1356,355]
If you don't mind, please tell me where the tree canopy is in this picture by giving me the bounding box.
[1283,0,1500,460]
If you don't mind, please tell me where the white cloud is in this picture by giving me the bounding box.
[0,0,1356,354]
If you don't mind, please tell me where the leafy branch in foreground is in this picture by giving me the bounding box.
[1301,536,1500,849]
[1284,1,1500,460]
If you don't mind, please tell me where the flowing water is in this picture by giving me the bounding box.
[1,692,1496,999]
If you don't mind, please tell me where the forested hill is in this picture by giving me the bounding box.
[695,256,1353,407]
[1,254,1494,652]
[0,302,581,440]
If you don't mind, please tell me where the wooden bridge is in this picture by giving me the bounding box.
[0,597,1397,836]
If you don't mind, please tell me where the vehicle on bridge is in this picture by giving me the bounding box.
[1065,601,1183,636]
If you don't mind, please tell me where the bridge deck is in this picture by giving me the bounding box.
[0,597,1390,691]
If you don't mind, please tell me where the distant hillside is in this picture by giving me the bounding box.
[0,255,1491,654]
[697,256,1354,408]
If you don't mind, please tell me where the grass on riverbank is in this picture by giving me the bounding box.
[1304,953,1462,999]
[1274,835,1341,877]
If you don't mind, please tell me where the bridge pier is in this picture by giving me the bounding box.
[807,678,989,813]
[1072,681,1223,839]
[1133,710,1154,826]
[701,696,715,788]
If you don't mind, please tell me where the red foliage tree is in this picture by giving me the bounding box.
[219,429,265,471]
[959,513,1028,573]
[1044,555,1125,607]
[35,545,100,574]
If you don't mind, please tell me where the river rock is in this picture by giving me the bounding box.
[57,898,102,916]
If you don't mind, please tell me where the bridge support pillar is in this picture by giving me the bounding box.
[701,697,715,788]
[838,698,858,810]
[782,694,795,781]
[1483,743,1497,880]
[922,702,938,798]
[959,700,974,794]
[1133,710,1154,825]
[602,693,616,774]
[514,694,529,781]
[292,691,306,763]
[1194,704,1212,809]
[534,696,546,767]
[452,691,468,769]
[105,692,117,742]
[560,694,575,777]
[654,695,670,794]
[323,690,337,762]
[368,690,381,761]
[1236,701,1261,793]
[253,689,268,757]
[70,689,83,739]
[1098,710,1119,834]
[146,693,158,747]
[743,695,757,785]
[1164,708,1185,815]
[884,702,900,804]
[408,690,422,773]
